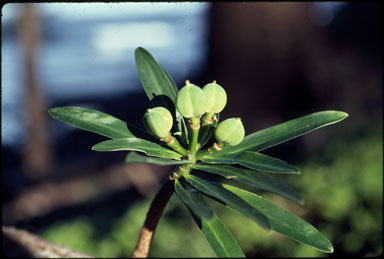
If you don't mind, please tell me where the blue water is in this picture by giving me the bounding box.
[1,3,211,148]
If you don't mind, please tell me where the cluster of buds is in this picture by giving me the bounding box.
[143,80,245,156]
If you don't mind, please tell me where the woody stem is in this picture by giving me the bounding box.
[131,179,175,258]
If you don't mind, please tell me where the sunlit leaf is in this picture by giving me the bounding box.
[92,138,182,160]
[191,211,245,258]
[125,152,192,165]
[175,179,214,219]
[135,47,178,109]
[135,47,188,145]
[193,164,302,202]
[199,151,300,174]
[184,174,270,230]
[48,106,142,139]
[223,184,334,253]
[218,111,348,154]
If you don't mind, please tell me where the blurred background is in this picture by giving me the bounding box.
[1,2,382,257]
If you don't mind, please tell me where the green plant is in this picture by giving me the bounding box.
[48,47,348,258]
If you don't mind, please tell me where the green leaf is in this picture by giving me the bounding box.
[194,213,246,258]
[48,106,140,139]
[135,47,178,108]
[184,174,270,230]
[223,184,334,253]
[175,179,214,219]
[193,164,302,202]
[218,111,348,154]
[135,47,189,146]
[125,152,192,165]
[175,179,245,257]
[92,138,182,160]
[199,151,300,174]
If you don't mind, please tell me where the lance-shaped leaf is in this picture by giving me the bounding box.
[184,174,270,230]
[222,184,334,253]
[190,209,245,258]
[92,138,182,160]
[175,179,244,257]
[126,152,192,166]
[199,151,300,174]
[175,180,244,257]
[135,47,178,108]
[218,111,348,154]
[175,179,214,219]
[135,47,189,146]
[198,215,245,258]
[193,164,302,202]
[48,106,142,139]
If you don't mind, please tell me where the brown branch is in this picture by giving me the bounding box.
[2,225,93,258]
[131,180,175,258]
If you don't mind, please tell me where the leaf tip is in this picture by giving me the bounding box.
[321,240,334,253]
[47,107,58,117]
[338,111,349,120]
[293,166,301,175]
[91,144,99,151]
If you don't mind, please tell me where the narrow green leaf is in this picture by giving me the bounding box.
[175,179,214,219]
[223,184,334,253]
[218,111,348,154]
[193,213,246,258]
[135,47,189,145]
[125,152,192,165]
[175,179,244,257]
[135,47,178,108]
[200,151,300,174]
[193,164,302,202]
[48,106,140,139]
[184,174,270,230]
[175,178,244,257]
[92,138,182,160]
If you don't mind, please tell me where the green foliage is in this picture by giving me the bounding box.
[38,130,381,257]
[48,47,350,257]
[199,151,300,174]
[125,152,192,166]
[92,138,183,160]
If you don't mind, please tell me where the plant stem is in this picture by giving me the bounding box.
[195,142,223,159]
[163,135,188,157]
[188,117,201,156]
[196,114,216,150]
[131,179,175,258]
[189,128,199,156]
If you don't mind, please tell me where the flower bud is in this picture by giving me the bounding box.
[143,107,173,138]
[214,118,245,146]
[203,81,227,114]
[176,80,208,118]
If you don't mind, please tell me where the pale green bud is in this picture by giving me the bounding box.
[203,81,227,114]
[143,107,173,138]
[214,118,245,146]
[176,80,208,118]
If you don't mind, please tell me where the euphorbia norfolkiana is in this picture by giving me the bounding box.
[48,47,348,258]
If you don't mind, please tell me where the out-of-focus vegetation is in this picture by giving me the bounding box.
[38,126,382,257]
